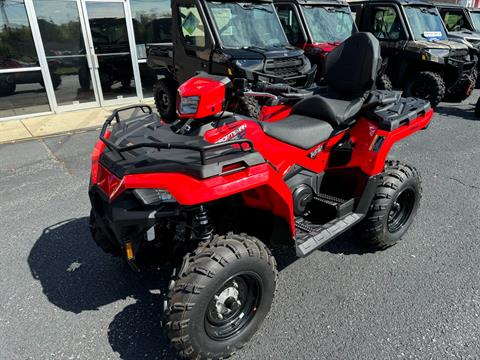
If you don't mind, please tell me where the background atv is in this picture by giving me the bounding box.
[436,3,480,87]
[89,33,433,359]
[146,0,315,121]
[275,0,392,90]
[351,0,476,107]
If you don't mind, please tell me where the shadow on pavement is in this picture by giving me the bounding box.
[27,218,372,359]
[434,104,478,121]
[320,230,375,255]
[27,217,176,360]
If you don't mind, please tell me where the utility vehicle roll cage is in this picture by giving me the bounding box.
[99,105,255,165]
[351,0,449,42]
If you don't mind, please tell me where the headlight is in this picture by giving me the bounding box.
[178,96,199,115]
[133,188,176,205]
[423,48,450,59]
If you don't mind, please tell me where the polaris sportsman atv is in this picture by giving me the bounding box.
[146,0,315,121]
[89,33,432,359]
[351,0,477,107]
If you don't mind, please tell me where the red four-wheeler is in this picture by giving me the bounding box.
[89,33,433,359]
[274,0,392,88]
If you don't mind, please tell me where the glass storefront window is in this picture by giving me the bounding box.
[86,1,137,101]
[0,0,39,70]
[139,62,157,97]
[0,0,50,119]
[131,0,172,59]
[34,0,96,106]
[0,71,50,117]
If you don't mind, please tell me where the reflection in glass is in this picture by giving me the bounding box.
[139,62,157,97]
[86,2,136,100]
[34,0,96,105]
[0,71,50,117]
[131,0,172,59]
[0,0,39,69]
[97,55,136,100]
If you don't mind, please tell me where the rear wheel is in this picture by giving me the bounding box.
[165,233,277,359]
[154,78,178,123]
[405,71,445,108]
[355,161,422,249]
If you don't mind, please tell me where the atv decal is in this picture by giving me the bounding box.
[215,124,247,143]
[308,144,324,159]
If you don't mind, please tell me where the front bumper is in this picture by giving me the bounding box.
[445,58,476,95]
[89,185,179,246]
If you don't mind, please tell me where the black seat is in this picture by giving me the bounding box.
[261,115,333,150]
[291,95,364,128]
[261,33,381,149]
[291,32,381,127]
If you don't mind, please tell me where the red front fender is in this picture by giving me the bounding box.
[113,163,296,236]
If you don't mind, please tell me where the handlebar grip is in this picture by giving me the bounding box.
[255,83,293,94]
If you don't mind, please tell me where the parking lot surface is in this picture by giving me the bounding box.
[1,97,479,360]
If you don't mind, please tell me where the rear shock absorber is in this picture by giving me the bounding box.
[193,205,214,242]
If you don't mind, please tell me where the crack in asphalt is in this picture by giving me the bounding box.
[431,172,480,190]
[445,176,480,190]
[40,140,72,176]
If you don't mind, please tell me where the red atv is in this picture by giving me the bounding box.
[89,33,432,359]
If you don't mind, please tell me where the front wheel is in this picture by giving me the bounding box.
[165,233,277,359]
[355,161,422,249]
[405,71,445,108]
[236,96,261,118]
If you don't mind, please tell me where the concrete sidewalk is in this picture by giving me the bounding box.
[0,102,154,144]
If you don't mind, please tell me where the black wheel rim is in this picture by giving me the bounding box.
[157,90,170,112]
[205,273,262,340]
[387,188,415,233]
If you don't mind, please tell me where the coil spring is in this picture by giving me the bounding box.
[193,205,214,242]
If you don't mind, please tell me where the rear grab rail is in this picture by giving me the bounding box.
[99,104,255,165]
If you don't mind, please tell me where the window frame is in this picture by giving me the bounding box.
[275,2,307,45]
[177,1,210,50]
[367,3,409,42]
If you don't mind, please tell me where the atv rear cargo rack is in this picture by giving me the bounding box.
[99,104,255,165]
[98,105,265,179]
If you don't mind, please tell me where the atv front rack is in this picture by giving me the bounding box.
[99,104,256,165]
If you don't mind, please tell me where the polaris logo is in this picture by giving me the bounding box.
[215,124,247,143]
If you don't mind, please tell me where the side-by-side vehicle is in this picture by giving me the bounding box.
[274,0,392,88]
[147,0,315,121]
[351,0,476,107]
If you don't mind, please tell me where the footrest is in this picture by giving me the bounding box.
[314,193,354,218]
[295,213,364,257]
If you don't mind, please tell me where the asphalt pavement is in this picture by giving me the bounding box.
[1,95,479,360]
